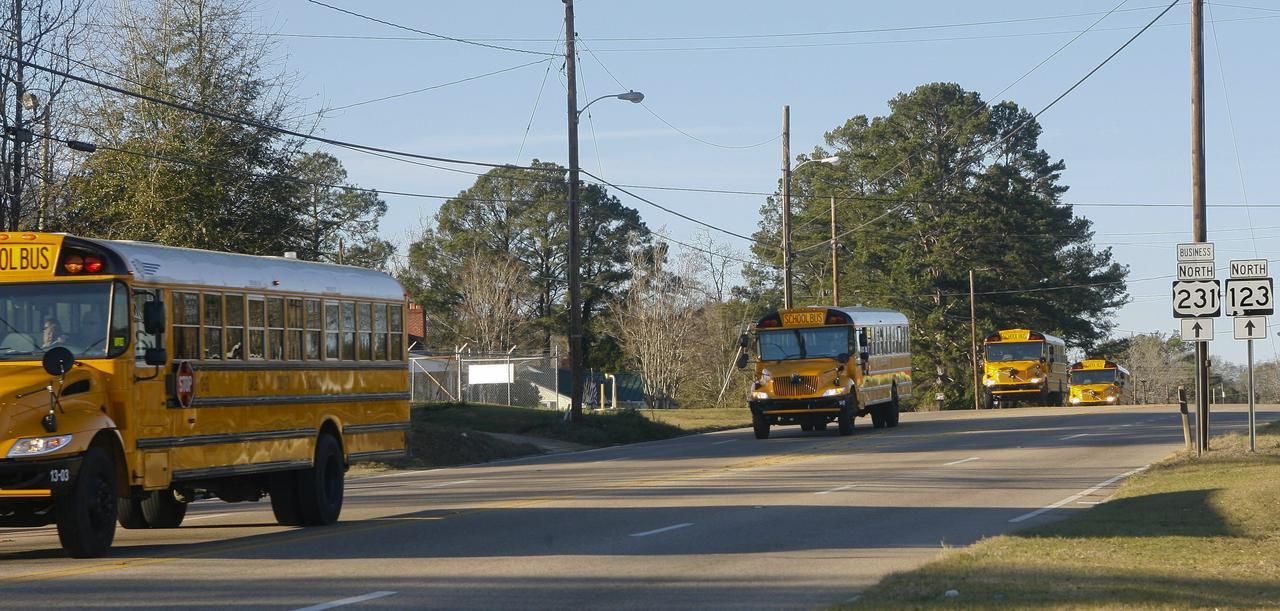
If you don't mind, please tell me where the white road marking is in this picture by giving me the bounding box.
[712,439,737,445]
[943,457,980,466]
[184,512,231,522]
[1009,466,1148,523]
[630,522,693,537]
[293,591,397,611]
[1060,433,1091,440]
[1077,501,1103,505]
[816,485,856,495]
[418,480,475,489]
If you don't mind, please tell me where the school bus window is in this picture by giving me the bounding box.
[247,296,266,360]
[304,299,322,360]
[203,293,223,360]
[341,301,355,360]
[324,301,340,359]
[107,282,130,357]
[286,298,304,361]
[173,291,200,360]
[133,290,158,360]
[224,294,245,360]
[267,297,284,360]
[357,302,372,360]
[373,303,388,360]
[389,304,404,360]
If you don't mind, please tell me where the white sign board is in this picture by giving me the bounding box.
[1225,278,1274,316]
[1181,318,1214,342]
[1172,280,1221,318]
[1177,242,1215,262]
[1177,262,1215,281]
[468,363,514,385]
[1234,316,1267,340]
[1230,259,1268,279]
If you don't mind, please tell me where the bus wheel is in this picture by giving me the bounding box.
[814,422,828,431]
[141,490,188,528]
[297,435,345,526]
[752,413,770,439]
[870,406,886,428]
[886,387,901,428]
[1039,385,1051,406]
[117,496,149,529]
[800,423,814,432]
[268,471,303,526]
[837,405,854,436]
[55,445,118,558]
[984,391,996,409]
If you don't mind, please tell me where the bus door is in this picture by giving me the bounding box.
[133,289,173,488]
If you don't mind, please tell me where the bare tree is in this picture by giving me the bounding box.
[0,0,95,230]
[456,251,531,354]
[609,241,701,408]
[1123,332,1193,404]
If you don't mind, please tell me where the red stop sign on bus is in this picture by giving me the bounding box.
[175,360,196,408]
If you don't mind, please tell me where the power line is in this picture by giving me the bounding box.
[575,36,782,150]
[6,53,558,174]
[304,0,557,57]
[793,0,1181,255]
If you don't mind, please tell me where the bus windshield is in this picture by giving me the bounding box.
[985,342,1043,362]
[1071,370,1117,385]
[0,282,114,360]
[757,326,849,361]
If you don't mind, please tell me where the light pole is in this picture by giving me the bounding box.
[564,0,643,423]
[970,267,992,409]
[782,154,840,308]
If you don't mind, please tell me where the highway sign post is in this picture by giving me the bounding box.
[1175,243,1217,455]
[1228,258,1272,453]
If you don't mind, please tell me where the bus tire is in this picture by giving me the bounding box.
[800,423,814,432]
[1039,385,1051,407]
[269,471,303,526]
[870,405,886,428]
[752,413,770,439]
[984,391,995,409]
[297,434,345,526]
[886,387,901,428]
[55,445,118,558]
[117,496,149,529]
[140,490,188,529]
[837,405,854,436]
[814,422,828,431]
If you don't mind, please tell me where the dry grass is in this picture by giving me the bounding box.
[848,422,1280,609]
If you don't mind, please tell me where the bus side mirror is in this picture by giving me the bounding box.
[738,334,749,348]
[143,301,166,336]
[144,347,167,366]
[837,352,850,364]
[735,352,749,369]
[857,329,868,347]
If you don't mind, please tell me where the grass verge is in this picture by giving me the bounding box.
[849,421,1280,609]
[366,403,751,470]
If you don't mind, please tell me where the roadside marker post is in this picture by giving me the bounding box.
[1228,259,1270,453]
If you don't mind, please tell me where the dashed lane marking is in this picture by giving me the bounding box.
[293,591,397,611]
[629,523,693,538]
[943,457,980,466]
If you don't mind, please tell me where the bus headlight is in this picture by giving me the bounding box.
[1106,396,1118,403]
[7,434,74,458]
[821,387,845,397]
[1070,397,1081,404]
[751,391,769,400]
[1029,377,1042,384]
[983,379,996,387]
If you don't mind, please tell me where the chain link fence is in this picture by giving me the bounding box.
[410,348,564,410]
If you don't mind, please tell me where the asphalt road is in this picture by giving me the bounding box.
[2,404,1276,610]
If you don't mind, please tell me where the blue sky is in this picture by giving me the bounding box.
[255,1,1280,365]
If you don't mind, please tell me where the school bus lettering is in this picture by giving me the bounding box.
[0,244,53,272]
[0,233,410,559]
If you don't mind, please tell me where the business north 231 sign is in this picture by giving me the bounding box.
[1172,280,1221,318]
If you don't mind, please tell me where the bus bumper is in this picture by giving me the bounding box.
[750,396,850,423]
[0,454,84,500]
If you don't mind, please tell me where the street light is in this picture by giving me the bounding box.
[782,154,840,308]
[564,0,644,423]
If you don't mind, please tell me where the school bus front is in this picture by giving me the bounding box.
[981,329,1069,407]
[1069,359,1128,406]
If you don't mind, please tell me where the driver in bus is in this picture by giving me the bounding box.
[41,316,68,349]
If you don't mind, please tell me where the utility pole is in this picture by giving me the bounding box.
[9,0,26,231]
[970,269,981,410]
[564,0,584,423]
[781,105,792,309]
[830,195,838,306]
[1190,0,1210,453]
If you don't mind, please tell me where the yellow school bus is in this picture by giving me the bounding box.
[981,329,1069,408]
[737,306,912,439]
[0,232,409,557]
[1068,359,1130,406]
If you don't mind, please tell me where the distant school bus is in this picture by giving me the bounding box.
[737,306,912,439]
[0,233,409,557]
[1068,359,1130,406]
[981,329,1069,408]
